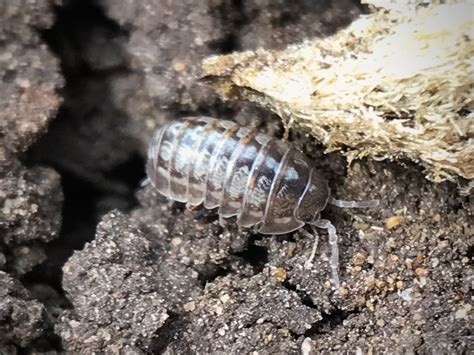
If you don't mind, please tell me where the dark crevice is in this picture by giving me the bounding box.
[170,201,187,215]
[23,156,144,290]
[234,239,268,274]
[22,170,99,290]
[192,207,222,225]
[103,153,146,204]
[196,233,269,287]
[25,332,63,353]
[282,281,318,310]
[353,0,371,14]
[196,262,232,288]
[210,0,246,53]
[415,333,427,353]
[304,308,358,337]
[281,279,359,337]
[466,244,474,266]
[208,34,239,54]
[149,312,187,354]
[42,0,129,77]
[23,0,143,295]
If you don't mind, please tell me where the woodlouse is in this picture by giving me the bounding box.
[146,116,378,288]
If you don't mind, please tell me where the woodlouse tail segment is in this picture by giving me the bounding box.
[329,197,379,209]
[311,219,340,290]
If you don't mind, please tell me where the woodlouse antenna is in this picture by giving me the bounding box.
[329,197,379,209]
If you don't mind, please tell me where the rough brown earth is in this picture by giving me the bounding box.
[0,0,63,349]
[0,0,472,354]
[0,271,48,352]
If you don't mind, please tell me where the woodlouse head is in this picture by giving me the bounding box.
[295,170,330,224]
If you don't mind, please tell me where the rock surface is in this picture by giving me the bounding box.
[57,211,201,353]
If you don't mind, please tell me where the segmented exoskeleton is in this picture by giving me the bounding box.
[146,117,378,288]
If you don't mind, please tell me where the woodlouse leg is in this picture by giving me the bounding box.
[303,228,319,269]
[312,219,340,289]
[329,197,379,208]
[140,177,151,187]
[282,115,294,141]
[186,203,202,212]
[219,215,226,228]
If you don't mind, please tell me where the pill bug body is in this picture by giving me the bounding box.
[146,116,330,234]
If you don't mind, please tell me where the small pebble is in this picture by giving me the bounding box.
[375,280,386,289]
[171,237,182,246]
[455,304,471,320]
[271,267,287,282]
[388,254,399,263]
[455,308,467,319]
[438,240,449,249]
[338,287,349,296]
[400,288,413,301]
[173,60,187,72]
[365,276,375,288]
[413,312,423,321]
[415,267,428,277]
[183,301,196,312]
[386,215,404,229]
[354,222,369,231]
[353,252,366,266]
[214,305,223,315]
[219,294,230,303]
[366,300,375,311]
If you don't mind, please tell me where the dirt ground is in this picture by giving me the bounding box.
[0,0,472,353]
